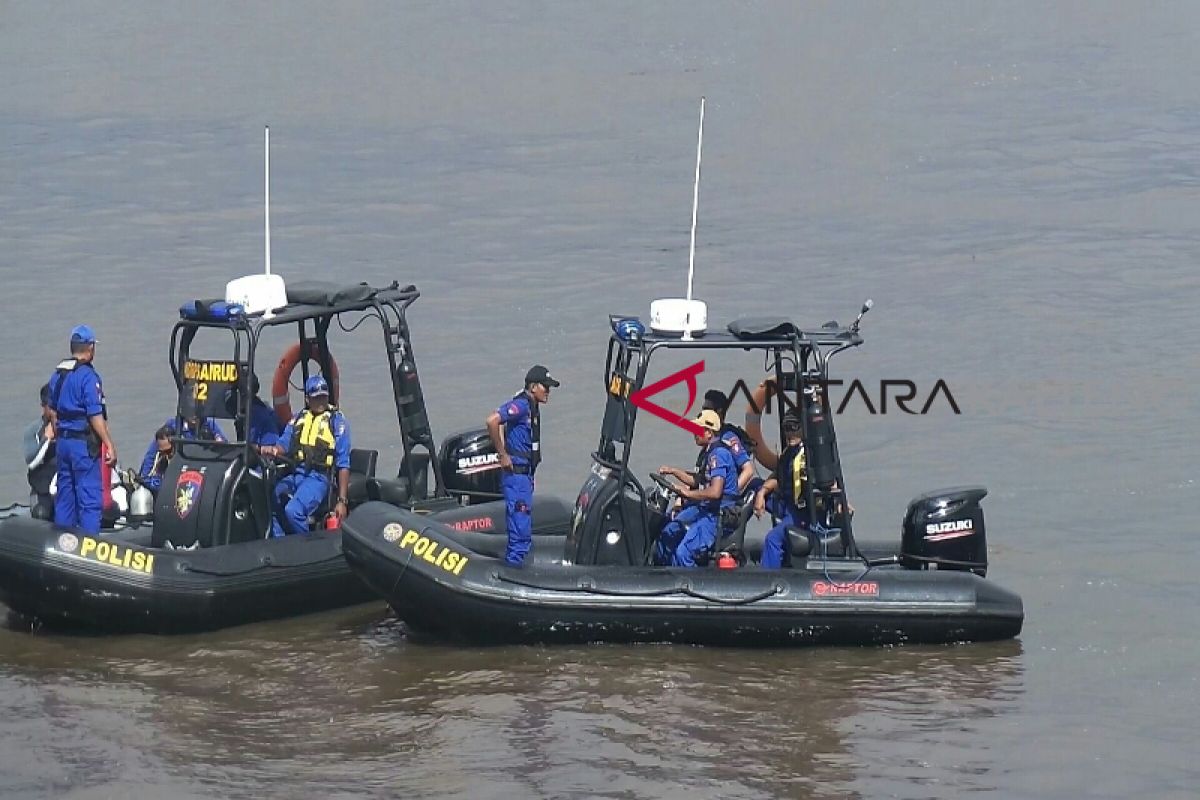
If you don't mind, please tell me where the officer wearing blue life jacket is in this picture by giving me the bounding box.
[46,325,118,533]
[137,426,175,496]
[756,411,808,568]
[701,389,757,494]
[654,409,741,567]
[485,365,560,567]
[261,375,351,537]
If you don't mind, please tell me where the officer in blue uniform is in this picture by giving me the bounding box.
[701,389,757,493]
[654,409,740,567]
[261,375,351,537]
[136,426,175,495]
[23,384,58,519]
[245,374,283,448]
[47,324,117,533]
[756,411,808,568]
[161,414,227,443]
[486,365,560,566]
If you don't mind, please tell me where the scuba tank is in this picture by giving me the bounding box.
[803,387,840,490]
[128,483,155,527]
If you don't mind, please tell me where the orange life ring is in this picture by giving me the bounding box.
[272,342,340,425]
[744,378,782,471]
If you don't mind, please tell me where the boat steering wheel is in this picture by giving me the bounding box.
[649,472,685,512]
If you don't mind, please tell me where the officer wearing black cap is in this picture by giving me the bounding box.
[486,365,560,566]
[46,324,117,532]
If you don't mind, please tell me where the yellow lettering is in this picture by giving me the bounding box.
[444,552,459,573]
[413,537,431,557]
[435,547,449,568]
[95,542,110,562]
[107,546,123,566]
[399,530,419,549]
[422,543,441,564]
[145,554,155,572]
[122,549,133,568]
[80,538,96,557]
[131,551,146,571]
[453,554,469,576]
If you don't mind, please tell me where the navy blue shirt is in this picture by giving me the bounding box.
[497,394,535,468]
[163,416,227,442]
[48,361,104,433]
[247,397,282,447]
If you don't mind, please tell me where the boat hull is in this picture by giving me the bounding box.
[342,502,1024,647]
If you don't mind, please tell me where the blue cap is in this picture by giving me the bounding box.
[304,375,330,396]
[70,324,97,345]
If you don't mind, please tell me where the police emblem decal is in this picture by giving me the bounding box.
[382,523,403,542]
[175,469,205,519]
[57,533,79,553]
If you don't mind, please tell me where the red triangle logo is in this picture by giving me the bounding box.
[630,360,706,436]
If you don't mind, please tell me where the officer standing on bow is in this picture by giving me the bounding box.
[261,375,351,537]
[486,365,560,567]
[46,325,117,533]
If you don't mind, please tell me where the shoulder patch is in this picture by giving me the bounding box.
[508,403,520,415]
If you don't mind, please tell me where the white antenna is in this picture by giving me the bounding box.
[682,97,705,341]
[648,97,710,339]
[264,125,271,276]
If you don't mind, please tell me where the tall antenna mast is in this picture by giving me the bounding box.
[264,125,271,276]
[648,97,710,340]
[682,97,705,341]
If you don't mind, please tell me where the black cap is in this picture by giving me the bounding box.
[702,389,728,412]
[525,365,561,388]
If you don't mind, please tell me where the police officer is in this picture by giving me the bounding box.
[47,324,117,532]
[701,389,757,493]
[245,373,283,448]
[485,365,560,567]
[160,414,227,443]
[261,375,351,537]
[654,409,740,567]
[136,426,175,496]
[755,411,807,568]
[23,384,57,519]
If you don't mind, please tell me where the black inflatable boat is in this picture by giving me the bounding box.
[0,280,570,633]
[341,307,1025,647]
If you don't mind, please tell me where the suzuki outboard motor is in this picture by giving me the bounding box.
[439,428,502,504]
[901,486,988,576]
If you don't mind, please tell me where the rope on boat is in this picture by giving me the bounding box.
[178,553,345,577]
[496,573,782,606]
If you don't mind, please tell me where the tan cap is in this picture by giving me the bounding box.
[694,409,722,432]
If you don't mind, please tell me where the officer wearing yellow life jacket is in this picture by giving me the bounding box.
[261,375,351,537]
[754,410,808,568]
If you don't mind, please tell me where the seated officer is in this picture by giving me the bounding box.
[245,373,282,448]
[653,409,740,567]
[755,411,807,568]
[161,414,227,443]
[261,375,351,537]
[136,426,175,496]
[702,389,757,493]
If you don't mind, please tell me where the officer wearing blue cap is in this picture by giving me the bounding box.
[46,324,117,532]
[486,365,560,566]
[261,375,351,536]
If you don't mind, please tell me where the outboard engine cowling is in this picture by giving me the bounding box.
[901,486,988,576]
[439,428,503,504]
